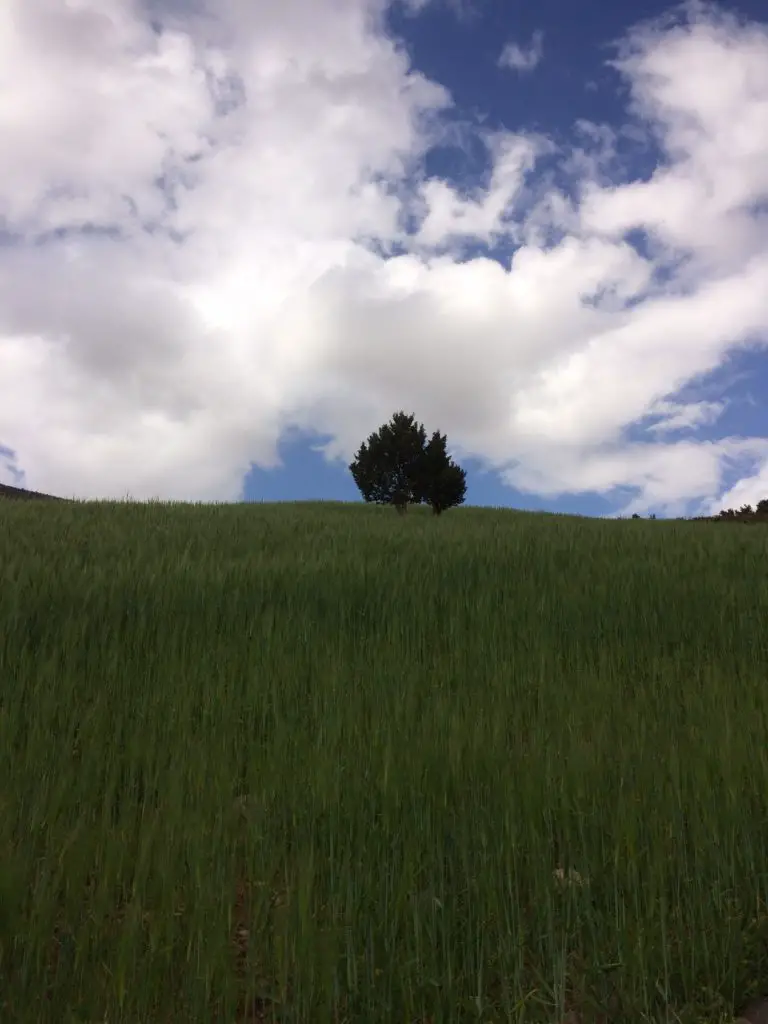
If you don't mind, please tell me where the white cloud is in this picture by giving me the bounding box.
[411,132,546,248]
[643,398,726,434]
[498,31,544,74]
[504,436,768,518]
[0,0,767,517]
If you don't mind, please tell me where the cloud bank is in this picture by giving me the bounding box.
[0,0,767,515]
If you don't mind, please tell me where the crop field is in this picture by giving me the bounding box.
[1,498,768,1023]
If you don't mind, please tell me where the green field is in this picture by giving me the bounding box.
[2,499,768,1022]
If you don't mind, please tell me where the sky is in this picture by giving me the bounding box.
[0,0,767,518]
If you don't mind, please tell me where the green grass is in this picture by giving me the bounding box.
[1,499,767,1023]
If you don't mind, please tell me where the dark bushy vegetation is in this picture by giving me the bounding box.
[629,500,768,524]
[686,497,768,524]
[349,411,466,516]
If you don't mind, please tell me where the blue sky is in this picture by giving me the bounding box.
[0,0,767,517]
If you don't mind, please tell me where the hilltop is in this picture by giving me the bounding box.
[0,481,72,502]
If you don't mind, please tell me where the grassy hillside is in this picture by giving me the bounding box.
[1,499,767,1022]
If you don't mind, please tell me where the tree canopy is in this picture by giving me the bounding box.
[349,411,466,515]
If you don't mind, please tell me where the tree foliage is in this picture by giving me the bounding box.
[684,497,768,524]
[710,498,768,523]
[412,429,467,515]
[349,411,466,515]
[348,411,426,508]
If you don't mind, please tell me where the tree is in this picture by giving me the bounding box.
[349,411,427,511]
[685,496,768,524]
[349,412,466,515]
[412,429,467,515]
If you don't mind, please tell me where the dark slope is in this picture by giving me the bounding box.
[0,482,72,502]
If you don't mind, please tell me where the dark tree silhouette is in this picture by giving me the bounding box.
[349,412,427,512]
[412,429,467,515]
[349,412,466,515]
[685,496,768,524]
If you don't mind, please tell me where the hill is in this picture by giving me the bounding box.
[0,481,72,502]
[2,498,768,1021]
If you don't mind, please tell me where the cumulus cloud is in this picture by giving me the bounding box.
[0,0,767,515]
[497,31,544,74]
